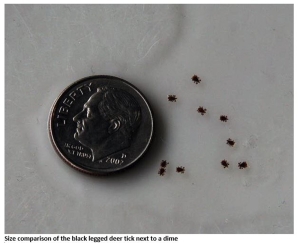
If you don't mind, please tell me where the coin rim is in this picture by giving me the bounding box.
[48,75,154,175]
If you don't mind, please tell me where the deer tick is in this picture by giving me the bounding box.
[227,138,235,147]
[158,167,166,176]
[197,106,207,115]
[191,75,201,84]
[221,160,229,168]
[220,115,228,122]
[238,162,248,169]
[176,166,185,174]
[168,95,177,102]
[160,160,169,168]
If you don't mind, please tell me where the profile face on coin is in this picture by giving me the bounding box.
[49,76,153,175]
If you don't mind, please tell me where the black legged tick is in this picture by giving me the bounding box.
[176,166,185,174]
[221,160,229,168]
[227,138,235,147]
[168,95,177,102]
[220,115,228,122]
[158,167,166,176]
[191,75,201,84]
[197,106,207,115]
[160,160,169,168]
[238,162,248,169]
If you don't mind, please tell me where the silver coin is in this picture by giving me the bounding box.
[48,75,153,175]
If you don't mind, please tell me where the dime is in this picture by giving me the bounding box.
[48,75,153,175]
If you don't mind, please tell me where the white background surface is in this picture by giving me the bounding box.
[5,4,293,234]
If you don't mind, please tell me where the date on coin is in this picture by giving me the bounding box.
[49,75,153,175]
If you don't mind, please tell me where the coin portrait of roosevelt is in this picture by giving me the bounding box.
[73,86,142,162]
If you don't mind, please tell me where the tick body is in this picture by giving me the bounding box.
[168,95,177,102]
[158,167,166,176]
[192,75,201,84]
[221,160,229,168]
[197,106,207,115]
[238,162,248,169]
[176,166,185,174]
[220,115,228,122]
[227,138,235,147]
[160,160,169,168]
